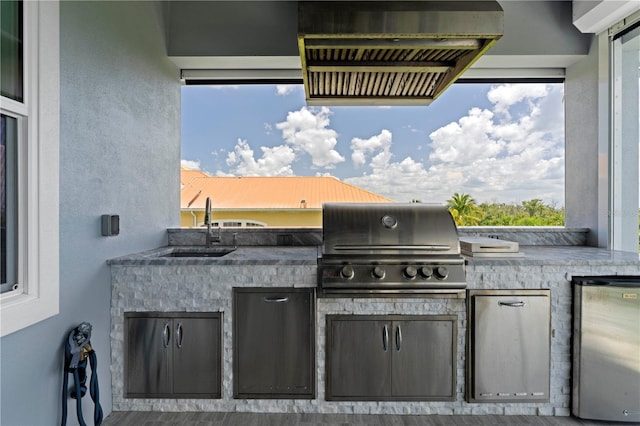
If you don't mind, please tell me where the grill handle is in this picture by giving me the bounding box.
[395,325,402,352]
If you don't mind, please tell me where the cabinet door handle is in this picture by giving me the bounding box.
[499,300,526,307]
[176,322,183,349]
[382,325,389,352]
[395,325,402,352]
[263,297,289,303]
[162,322,170,348]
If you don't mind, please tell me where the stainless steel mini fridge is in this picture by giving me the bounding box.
[572,275,640,423]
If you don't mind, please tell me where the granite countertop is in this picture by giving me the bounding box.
[107,245,320,266]
[463,245,640,266]
[108,244,640,267]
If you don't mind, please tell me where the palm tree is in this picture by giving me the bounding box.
[521,199,545,217]
[446,193,482,226]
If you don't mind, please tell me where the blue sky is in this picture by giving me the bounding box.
[181,82,565,206]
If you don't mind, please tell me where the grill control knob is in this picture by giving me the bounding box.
[403,266,417,279]
[340,265,355,280]
[372,266,386,279]
[434,266,449,280]
[419,266,433,279]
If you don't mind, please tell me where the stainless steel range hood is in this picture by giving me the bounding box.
[298,1,503,106]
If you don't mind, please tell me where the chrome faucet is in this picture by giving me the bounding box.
[203,197,221,247]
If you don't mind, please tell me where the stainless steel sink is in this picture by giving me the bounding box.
[163,248,236,258]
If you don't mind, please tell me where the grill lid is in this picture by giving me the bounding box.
[298,1,504,106]
[322,203,460,256]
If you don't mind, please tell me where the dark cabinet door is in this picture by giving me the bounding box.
[391,319,455,399]
[125,312,222,399]
[327,319,391,399]
[326,315,457,401]
[125,317,172,396]
[173,317,222,397]
[234,288,315,398]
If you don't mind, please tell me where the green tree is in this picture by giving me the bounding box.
[441,195,565,226]
[522,199,545,217]
[446,193,483,226]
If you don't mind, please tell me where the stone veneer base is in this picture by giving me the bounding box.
[110,257,639,416]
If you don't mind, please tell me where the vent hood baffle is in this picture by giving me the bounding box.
[298,1,504,106]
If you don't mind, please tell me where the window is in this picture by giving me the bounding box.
[1,0,22,294]
[611,21,640,252]
[211,220,265,228]
[1,114,18,294]
[0,0,23,102]
[181,82,565,227]
[0,1,59,337]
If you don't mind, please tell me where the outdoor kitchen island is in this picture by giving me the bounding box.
[108,238,640,417]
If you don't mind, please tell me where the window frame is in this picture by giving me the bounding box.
[1,111,21,294]
[1,0,59,337]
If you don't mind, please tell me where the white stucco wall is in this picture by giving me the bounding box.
[564,36,604,247]
[0,2,180,425]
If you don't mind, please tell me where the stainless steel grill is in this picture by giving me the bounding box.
[318,203,466,297]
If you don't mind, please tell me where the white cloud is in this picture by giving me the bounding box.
[344,84,565,206]
[275,85,298,96]
[429,108,504,165]
[487,83,548,116]
[217,106,345,177]
[223,138,295,176]
[351,129,393,167]
[276,107,345,169]
[181,159,201,170]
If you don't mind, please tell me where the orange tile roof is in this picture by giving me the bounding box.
[180,166,211,188]
[180,173,393,210]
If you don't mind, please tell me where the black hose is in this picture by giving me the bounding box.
[60,360,69,426]
[73,369,87,426]
[88,351,103,425]
[61,322,102,426]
